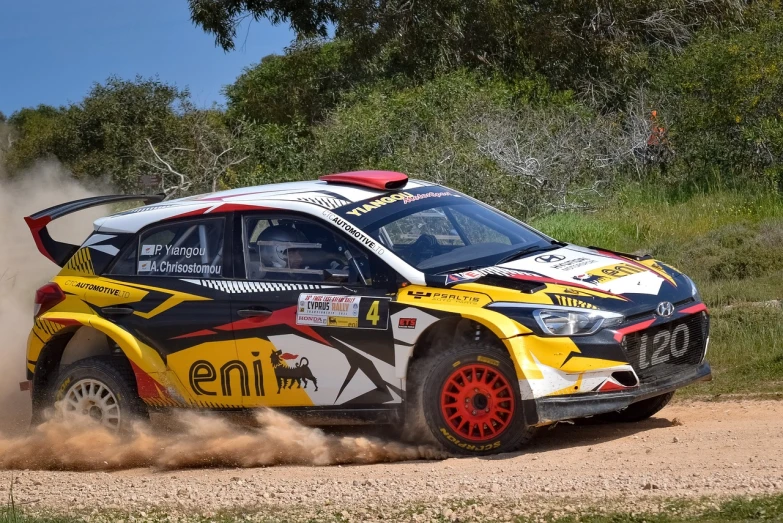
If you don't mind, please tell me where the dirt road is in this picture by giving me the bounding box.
[2,400,782,521]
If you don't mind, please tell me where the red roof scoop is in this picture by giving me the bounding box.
[319,170,409,190]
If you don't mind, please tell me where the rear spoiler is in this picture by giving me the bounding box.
[24,194,165,267]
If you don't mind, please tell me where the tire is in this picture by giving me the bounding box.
[411,340,535,455]
[50,356,148,432]
[599,391,674,423]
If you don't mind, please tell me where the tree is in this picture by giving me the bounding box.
[141,105,254,198]
[5,77,189,191]
[653,17,783,190]
[189,0,337,51]
[225,38,365,126]
[192,0,747,96]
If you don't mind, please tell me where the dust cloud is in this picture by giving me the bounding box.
[0,162,106,435]
[0,408,448,470]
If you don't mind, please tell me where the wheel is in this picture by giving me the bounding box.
[411,340,535,455]
[598,392,674,423]
[51,356,148,432]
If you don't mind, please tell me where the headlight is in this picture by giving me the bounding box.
[488,303,624,337]
[533,309,623,336]
[683,275,702,301]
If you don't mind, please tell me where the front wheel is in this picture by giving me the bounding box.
[51,356,148,432]
[416,341,535,454]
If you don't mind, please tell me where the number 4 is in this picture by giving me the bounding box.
[366,300,381,326]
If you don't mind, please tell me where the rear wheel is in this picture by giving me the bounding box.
[414,341,535,454]
[599,392,674,423]
[51,356,148,432]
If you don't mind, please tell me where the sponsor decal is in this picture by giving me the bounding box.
[535,254,566,263]
[401,190,455,205]
[405,290,483,305]
[573,262,646,285]
[345,192,415,217]
[63,280,131,299]
[447,266,544,284]
[398,317,417,329]
[296,293,389,329]
[328,316,359,328]
[189,350,318,397]
[344,190,459,217]
[438,427,501,451]
[551,257,594,271]
[477,356,500,366]
[323,212,386,255]
[137,260,222,275]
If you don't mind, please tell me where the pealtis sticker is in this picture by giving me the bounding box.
[296,293,390,330]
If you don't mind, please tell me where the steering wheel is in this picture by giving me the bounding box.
[409,233,439,264]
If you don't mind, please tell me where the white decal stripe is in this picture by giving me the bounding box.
[82,234,117,247]
[89,245,120,256]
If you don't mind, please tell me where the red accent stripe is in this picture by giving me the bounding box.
[598,380,627,392]
[613,318,656,343]
[679,302,708,315]
[214,306,330,346]
[171,329,216,340]
[46,318,82,327]
[320,170,409,190]
[168,207,210,220]
[208,203,273,213]
[129,361,170,401]
[24,215,55,263]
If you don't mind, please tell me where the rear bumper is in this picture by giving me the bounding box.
[532,361,712,424]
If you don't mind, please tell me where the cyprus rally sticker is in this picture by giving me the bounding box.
[296,294,390,330]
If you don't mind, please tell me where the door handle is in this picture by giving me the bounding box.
[237,308,273,318]
[101,306,135,316]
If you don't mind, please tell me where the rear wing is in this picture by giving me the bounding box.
[24,194,165,267]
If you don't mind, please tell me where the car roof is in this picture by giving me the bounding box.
[93,176,435,234]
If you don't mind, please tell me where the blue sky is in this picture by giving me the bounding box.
[0,0,294,116]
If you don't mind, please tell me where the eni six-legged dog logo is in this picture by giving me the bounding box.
[270,349,318,393]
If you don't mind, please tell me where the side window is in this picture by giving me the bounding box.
[112,218,225,278]
[243,216,372,284]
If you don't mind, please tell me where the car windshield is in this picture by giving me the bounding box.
[332,186,551,273]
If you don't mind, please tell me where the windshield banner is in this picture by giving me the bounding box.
[333,186,464,229]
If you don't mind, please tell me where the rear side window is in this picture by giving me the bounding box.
[110,218,225,278]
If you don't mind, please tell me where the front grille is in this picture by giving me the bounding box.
[623,312,709,383]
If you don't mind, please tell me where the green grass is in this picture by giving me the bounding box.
[531,188,783,398]
[680,305,783,398]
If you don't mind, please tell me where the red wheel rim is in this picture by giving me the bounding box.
[440,363,516,442]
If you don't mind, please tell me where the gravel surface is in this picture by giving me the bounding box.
[2,400,782,521]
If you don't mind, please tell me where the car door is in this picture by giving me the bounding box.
[226,212,402,409]
[105,216,242,407]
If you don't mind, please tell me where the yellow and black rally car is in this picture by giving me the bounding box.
[22,171,710,454]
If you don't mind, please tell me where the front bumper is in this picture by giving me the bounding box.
[531,361,712,424]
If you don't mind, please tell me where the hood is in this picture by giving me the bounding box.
[446,245,696,317]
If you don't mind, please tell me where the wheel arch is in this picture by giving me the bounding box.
[31,313,170,420]
[405,316,510,380]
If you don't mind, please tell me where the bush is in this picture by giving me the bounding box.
[653,18,783,191]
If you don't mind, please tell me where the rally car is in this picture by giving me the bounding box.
[22,170,710,454]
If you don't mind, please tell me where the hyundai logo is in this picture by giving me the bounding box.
[535,254,566,263]
[656,301,675,317]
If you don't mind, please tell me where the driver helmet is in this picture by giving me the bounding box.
[258,225,308,268]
